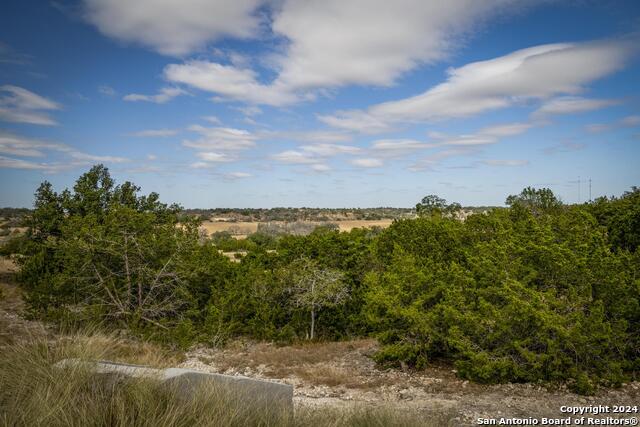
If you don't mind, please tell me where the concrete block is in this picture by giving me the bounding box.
[54,359,293,411]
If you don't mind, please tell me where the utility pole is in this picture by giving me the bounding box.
[578,176,581,204]
[589,178,592,202]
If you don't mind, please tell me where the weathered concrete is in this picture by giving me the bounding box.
[54,359,293,410]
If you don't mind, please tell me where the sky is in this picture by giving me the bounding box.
[0,0,639,208]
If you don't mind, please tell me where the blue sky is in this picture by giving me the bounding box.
[1,0,639,208]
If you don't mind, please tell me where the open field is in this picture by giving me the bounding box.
[200,219,395,238]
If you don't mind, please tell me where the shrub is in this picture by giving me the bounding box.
[365,197,639,393]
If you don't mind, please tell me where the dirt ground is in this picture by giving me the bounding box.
[1,257,637,426]
[178,341,639,426]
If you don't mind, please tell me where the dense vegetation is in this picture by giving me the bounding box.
[185,207,416,222]
[3,166,639,394]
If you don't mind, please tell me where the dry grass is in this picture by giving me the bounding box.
[215,339,375,371]
[335,220,393,231]
[200,221,259,235]
[0,257,48,347]
[0,333,443,426]
[200,220,394,237]
[209,339,400,390]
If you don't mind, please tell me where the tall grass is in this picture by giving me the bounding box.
[0,332,449,426]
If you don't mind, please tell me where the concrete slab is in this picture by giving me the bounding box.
[54,359,293,410]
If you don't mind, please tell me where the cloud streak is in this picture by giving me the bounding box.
[321,39,636,131]
[0,85,61,126]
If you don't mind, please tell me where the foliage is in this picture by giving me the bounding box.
[278,257,349,340]
[365,194,639,393]
[7,167,639,394]
[415,195,461,218]
[588,186,640,252]
[505,186,562,216]
[13,165,227,341]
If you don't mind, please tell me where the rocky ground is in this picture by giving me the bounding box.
[1,256,638,426]
[179,340,639,426]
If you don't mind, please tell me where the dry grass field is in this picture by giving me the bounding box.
[200,219,395,238]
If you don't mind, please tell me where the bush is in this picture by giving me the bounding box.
[365,198,639,393]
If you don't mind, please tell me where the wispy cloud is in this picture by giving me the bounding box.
[321,39,636,132]
[543,139,586,155]
[0,131,129,172]
[350,158,383,168]
[98,85,116,97]
[481,159,529,167]
[123,87,186,104]
[585,114,640,133]
[0,41,33,65]
[271,150,317,164]
[183,125,257,150]
[0,132,67,157]
[130,128,179,137]
[0,85,61,126]
[532,96,619,118]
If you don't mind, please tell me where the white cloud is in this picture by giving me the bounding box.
[259,129,353,143]
[585,123,610,133]
[191,161,210,169]
[0,85,60,126]
[271,150,317,164]
[481,159,529,166]
[621,115,640,127]
[164,61,298,106]
[322,39,636,131]
[350,158,383,168]
[310,164,331,172]
[428,121,532,147]
[543,140,585,155]
[123,87,186,104]
[196,152,234,162]
[225,171,252,179]
[300,143,360,156]
[163,1,524,105]
[438,136,498,146]
[0,131,129,171]
[370,139,433,156]
[584,114,640,133]
[533,96,618,117]
[0,132,67,157]
[318,111,392,134]
[479,122,533,137]
[0,156,58,171]
[98,85,116,97]
[83,0,262,56]
[233,105,262,117]
[272,143,358,171]
[408,147,476,171]
[202,115,222,125]
[183,125,257,150]
[68,151,129,163]
[271,0,516,90]
[130,129,178,137]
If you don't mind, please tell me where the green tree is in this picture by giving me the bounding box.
[416,195,461,217]
[506,187,562,216]
[279,258,349,340]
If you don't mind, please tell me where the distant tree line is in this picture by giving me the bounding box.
[185,207,416,222]
[2,165,638,395]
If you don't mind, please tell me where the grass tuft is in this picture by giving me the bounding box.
[0,332,449,426]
